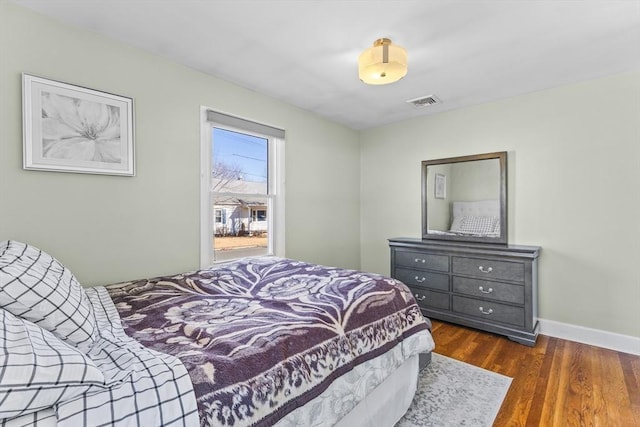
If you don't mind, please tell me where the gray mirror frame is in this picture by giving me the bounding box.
[421,151,507,245]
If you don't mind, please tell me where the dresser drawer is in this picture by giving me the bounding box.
[395,268,449,291]
[452,276,524,305]
[452,295,525,327]
[411,287,450,311]
[452,256,524,282]
[395,250,449,272]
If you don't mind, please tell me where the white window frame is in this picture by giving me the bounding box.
[199,107,285,267]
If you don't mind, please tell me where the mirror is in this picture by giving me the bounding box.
[422,151,507,244]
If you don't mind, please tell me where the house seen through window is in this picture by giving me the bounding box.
[211,127,269,261]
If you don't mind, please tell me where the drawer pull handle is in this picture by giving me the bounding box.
[414,276,426,283]
[414,294,426,302]
[478,266,493,274]
[478,286,493,294]
[414,258,426,263]
[479,307,494,315]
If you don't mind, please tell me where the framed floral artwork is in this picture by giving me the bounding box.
[22,73,135,176]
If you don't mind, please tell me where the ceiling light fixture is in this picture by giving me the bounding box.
[358,38,407,85]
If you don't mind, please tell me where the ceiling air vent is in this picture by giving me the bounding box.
[406,95,440,108]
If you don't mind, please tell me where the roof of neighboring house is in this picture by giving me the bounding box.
[214,195,267,208]
[211,178,267,195]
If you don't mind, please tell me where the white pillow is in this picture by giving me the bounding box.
[0,240,95,348]
[457,216,498,235]
[0,308,105,418]
[449,216,464,232]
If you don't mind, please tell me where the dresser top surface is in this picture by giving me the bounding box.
[389,237,540,258]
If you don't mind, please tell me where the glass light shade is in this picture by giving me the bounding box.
[358,38,407,85]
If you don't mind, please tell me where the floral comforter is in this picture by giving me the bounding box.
[106,257,432,427]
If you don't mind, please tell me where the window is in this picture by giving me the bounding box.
[252,209,267,222]
[200,109,285,266]
[214,209,226,224]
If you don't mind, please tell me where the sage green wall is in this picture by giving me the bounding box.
[425,163,451,230]
[360,71,640,338]
[449,159,500,202]
[0,2,361,285]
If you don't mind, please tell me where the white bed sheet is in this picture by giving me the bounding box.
[274,329,435,427]
[1,409,56,427]
[335,354,420,427]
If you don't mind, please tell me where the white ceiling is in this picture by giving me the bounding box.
[13,0,640,130]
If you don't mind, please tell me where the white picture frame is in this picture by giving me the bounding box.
[22,73,135,176]
[434,173,446,199]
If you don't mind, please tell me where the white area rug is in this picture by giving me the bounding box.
[396,353,512,427]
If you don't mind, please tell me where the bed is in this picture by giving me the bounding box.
[0,240,434,426]
[430,199,501,237]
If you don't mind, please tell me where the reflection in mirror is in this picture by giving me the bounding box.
[422,152,507,244]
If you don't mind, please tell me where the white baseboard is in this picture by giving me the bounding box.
[539,318,640,356]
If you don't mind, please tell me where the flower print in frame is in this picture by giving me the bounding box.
[22,73,134,176]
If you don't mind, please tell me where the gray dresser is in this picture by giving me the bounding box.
[389,238,540,346]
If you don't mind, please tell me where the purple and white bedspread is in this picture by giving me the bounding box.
[106,256,433,427]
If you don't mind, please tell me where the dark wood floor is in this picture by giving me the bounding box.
[430,320,640,426]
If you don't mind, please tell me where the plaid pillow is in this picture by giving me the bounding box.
[0,240,95,348]
[458,216,498,235]
[0,309,105,418]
